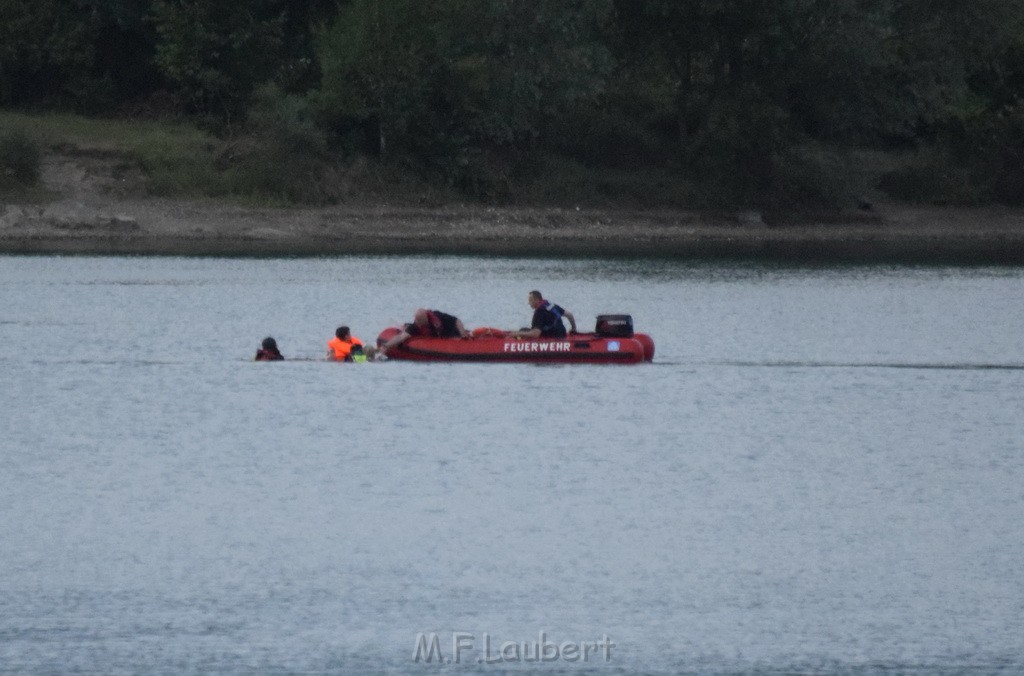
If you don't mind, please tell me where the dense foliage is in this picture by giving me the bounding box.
[2,0,1023,205]
[0,130,40,188]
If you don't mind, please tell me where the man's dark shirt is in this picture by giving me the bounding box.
[531,303,567,338]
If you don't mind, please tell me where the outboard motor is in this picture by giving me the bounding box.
[594,314,634,338]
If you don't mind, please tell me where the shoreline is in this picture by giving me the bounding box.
[3,144,1024,263]
[3,200,1024,263]
[3,146,1024,263]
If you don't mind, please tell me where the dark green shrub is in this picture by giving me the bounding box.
[515,154,697,208]
[969,104,1024,206]
[769,146,873,209]
[0,132,42,188]
[221,84,341,205]
[878,149,985,205]
[880,103,1024,206]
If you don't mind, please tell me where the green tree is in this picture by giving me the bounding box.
[316,0,612,193]
[0,131,41,188]
[606,0,1024,201]
[0,0,94,106]
[450,0,614,150]
[316,0,442,158]
[613,2,889,156]
[0,0,164,111]
[151,0,332,125]
[873,0,1023,140]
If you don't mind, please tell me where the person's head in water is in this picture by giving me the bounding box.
[335,326,351,341]
[256,336,283,361]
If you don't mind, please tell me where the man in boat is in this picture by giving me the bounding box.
[378,308,470,355]
[327,326,366,362]
[255,336,284,361]
[509,290,577,339]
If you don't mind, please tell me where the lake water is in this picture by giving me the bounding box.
[2,255,1023,673]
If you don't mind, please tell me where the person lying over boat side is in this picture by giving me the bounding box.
[508,290,577,339]
[327,326,366,362]
[255,336,284,361]
[377,308,470,355]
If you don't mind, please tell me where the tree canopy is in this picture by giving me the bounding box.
[2,0,1023,205]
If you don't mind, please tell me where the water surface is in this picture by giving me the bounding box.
[2,256,1023,672]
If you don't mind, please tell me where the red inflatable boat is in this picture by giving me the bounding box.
[376,315,654,364]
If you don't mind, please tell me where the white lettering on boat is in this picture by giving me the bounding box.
[502,341,572,352]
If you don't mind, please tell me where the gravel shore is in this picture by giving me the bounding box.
[3,150,1024,263]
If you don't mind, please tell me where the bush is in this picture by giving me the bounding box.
[225,144,341,205]
[968,103,1024,206]
[682,86,790,203]
[218,84,342,205]
[877,147,986,205]
[769,145,874,209]
[0,132,42,188]
[879,104,1024,206]
[514,154,697,208]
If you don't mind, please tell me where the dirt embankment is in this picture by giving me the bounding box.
[3,147,1024,262]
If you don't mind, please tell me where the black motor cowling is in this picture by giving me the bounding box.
[594,314,634,337]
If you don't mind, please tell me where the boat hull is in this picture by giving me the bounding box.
[377,328,653,364]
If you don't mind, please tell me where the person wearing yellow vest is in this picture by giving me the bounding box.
[327,326,365,362]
